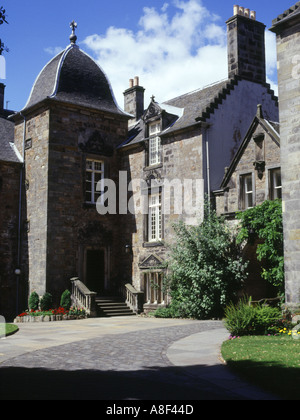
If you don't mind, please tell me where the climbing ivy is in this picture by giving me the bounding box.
[236,199,284,294]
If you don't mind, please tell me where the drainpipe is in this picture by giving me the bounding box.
[15,111,26,315]
[202,124,211,203]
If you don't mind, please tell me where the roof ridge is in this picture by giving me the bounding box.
[196,76,240,122]
[272,2,300,25]
[164,78,229,104]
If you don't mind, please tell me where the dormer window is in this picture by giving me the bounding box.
[148,121,161,166]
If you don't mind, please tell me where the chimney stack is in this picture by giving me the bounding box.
[123,76,145,126]
[227,5,266,83]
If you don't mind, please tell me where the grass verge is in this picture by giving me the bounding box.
[1,323,19,337]
[221,335,300,400]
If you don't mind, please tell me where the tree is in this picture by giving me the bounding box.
[236,199,284,295]
[0,6,8,54]
[164,202,248,319]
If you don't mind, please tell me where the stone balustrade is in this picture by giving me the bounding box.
[70,277,97,317]
[123,283,144,314]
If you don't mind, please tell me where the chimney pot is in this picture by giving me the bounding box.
[244,8,250,18]
[129,79,134,88]
[134,76,139,86]
[233,5,239,16]
[227,7,265,83]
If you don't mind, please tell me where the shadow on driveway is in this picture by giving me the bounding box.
[0,363,245,401]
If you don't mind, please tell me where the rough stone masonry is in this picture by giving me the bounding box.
[270,3,300,308]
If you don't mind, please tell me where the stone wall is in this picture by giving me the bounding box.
[14,102,130,306]
[0,161,21,319]
[216,121,280,215]
[271,16,300,307]
[14,108,50,299]
[46,104,129,302]
[121,127,204,292]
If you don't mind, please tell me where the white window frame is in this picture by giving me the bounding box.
[148,121,161,166]
[85,159,104,204]
[241,173,254,209]
[270,168,282,200]
[148,192,162,242]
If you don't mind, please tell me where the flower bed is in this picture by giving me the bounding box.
[14,306,87,323]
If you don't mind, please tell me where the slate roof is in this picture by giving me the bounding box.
[162,78,231,134]
[122,75,271,148]
[22,45,129,116]
[270,2,300,31]
[0,117,21,163]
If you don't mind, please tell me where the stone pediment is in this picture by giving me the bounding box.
[139,254,163,269]
[79,130,114,156]
[142,98,162,122]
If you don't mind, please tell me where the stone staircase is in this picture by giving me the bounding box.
[95,296,136,317]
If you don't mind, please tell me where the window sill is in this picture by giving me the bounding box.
[144,163,163,171]
[83,202,96,209]
[143,241,164,248]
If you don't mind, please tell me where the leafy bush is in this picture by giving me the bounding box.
[165,202,248,319]
[40,292,53,311]
[236,200,284,294]
[224,297,282,336]
[60,289,71,310]
[153,306,178,318]
[28,291,40,311]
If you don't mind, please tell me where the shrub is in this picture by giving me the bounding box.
[60,289,71,310]
[165,202,248,319]
[40,292,53,311]
[153,306,179,318]
[28,291,40,311]
[224,297,282,336]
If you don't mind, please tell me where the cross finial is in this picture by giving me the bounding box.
[69,20,77,45]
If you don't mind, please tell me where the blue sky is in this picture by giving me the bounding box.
[0,0,295,111]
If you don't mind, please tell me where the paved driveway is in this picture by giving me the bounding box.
[0,317,277,401]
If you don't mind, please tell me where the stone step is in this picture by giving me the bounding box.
[95,296,136,317]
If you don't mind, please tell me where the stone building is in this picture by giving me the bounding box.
[214,104,280,217]
[0,7,282,318]
[9,27,131,316]
[270,2,300,309]
[213,104,280,299]
[0,83,22,318]
[120,6,278,311]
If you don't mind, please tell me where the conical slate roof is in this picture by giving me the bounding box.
[23,43,126,116]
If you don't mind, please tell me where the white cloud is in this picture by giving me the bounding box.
[265,30,278,96]
[82,0,228,108]
[78,0,278,108]
[44,46,63,55]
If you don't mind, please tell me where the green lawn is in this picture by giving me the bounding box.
[1,323,19,338]
[221,335,300,400]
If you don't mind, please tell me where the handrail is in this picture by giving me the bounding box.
[70,277,97,317]
[124,283,144,314]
